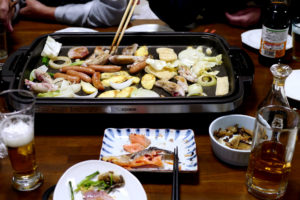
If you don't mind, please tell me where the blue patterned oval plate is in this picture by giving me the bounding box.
[100,128,197,172]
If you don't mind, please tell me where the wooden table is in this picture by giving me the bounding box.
[1,19,300,200]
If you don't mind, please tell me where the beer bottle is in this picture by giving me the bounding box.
[258,0,290,66]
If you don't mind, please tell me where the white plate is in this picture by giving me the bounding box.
[285,70,300,101]
[241,29,292,50]
[55,27,98,33]
[126,24,174,32]
[100,128,197,172]
[53,160,147,200]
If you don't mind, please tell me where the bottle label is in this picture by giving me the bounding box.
[259,25,289,58]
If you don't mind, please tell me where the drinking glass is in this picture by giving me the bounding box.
[0,89,43,191]
[246,105,299,200]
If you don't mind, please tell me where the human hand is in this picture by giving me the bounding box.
[0,0,15,32]
[19,0,46,18]
[19,0,55,21]
[225,7,261,28]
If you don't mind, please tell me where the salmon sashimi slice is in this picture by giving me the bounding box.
[123,133,151,153]
[123,143,145,153]
[129,133,151,148]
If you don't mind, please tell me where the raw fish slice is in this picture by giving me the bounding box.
[83,190,114,200]
[123,143,145,153]
[129,133,151,148]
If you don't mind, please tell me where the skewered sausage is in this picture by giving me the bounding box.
[66,70,92,83]
[54,73,80,83]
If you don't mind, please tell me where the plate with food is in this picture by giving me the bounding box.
[100,128,197,172]
[53,160,147,200]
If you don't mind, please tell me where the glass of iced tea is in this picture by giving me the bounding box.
[246,105,299,200]
[0,89,43,191]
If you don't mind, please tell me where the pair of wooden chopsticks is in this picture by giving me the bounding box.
[172,146,179,200]
[109,0,139,54]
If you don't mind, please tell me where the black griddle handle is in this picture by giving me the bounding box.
[0,48,28,90]
[228,46,254,94]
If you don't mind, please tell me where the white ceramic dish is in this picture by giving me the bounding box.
[100,128,197,172]
[55,27,98,33]
[285,70,300,101]
[53,160,147,200]
[126,24,174,32]
[241,29,292,50]
[209,114,255,166]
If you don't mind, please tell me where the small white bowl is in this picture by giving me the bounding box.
[209,114,255,166]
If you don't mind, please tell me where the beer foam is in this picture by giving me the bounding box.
[1,115,34,148]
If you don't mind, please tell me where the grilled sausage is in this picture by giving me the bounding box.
[54,73,80,83]
[129,61,147,74]
[92,72,104,90]
[60,66,95,75]
[66,70,92,83]
[88,65,121,72]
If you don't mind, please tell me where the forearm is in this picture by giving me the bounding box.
[55,0,128,27]
[35,6,56,21]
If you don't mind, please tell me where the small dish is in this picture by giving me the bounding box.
[55,27,98,33]
[241,29,292,50]
[209,114,255,166]
[100,128,197,172]
[126,24,174,32]
[53,160,147,200]
[285,70,300,101]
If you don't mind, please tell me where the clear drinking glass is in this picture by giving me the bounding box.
[246,105,299,200]
[0,89,43,191]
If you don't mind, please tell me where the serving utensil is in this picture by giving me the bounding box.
[172,147,179,200]
[109,0,139,54]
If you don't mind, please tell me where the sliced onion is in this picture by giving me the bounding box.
[37,65,49,73]
[57,87,75,97]
[198,74,217,87]
[110,79,133,90]
[53,77,65,84]
[131,88,159,97]
[187,83,203,96]
[71,83,81,93]
[74,90,98,98]
[49,56,71,69]
[29,70,36,81]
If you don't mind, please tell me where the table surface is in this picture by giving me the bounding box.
[1,19,300,200]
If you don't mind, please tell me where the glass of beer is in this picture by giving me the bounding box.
[246,105,299,200]
[292,16,300,61]
[0,89,43,191]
